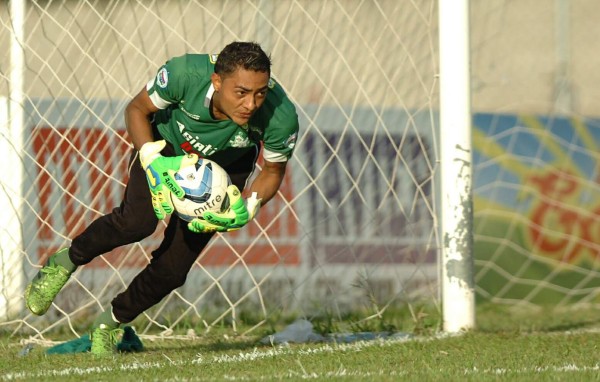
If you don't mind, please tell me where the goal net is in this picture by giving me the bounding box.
[471,2,600,308]
[0,0,440,338]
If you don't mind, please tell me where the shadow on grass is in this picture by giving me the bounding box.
[476,302,600,333]
[139,335,265,354]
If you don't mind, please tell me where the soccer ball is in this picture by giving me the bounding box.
[170,158,231,222]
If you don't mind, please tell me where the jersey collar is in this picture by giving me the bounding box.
[204,83,215,108]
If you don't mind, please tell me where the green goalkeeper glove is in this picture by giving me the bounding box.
[187,185,261,233]
[139,140,198,220]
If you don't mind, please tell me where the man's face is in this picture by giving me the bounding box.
[211,68,270,126]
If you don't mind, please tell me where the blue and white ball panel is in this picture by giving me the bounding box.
[171,159,231,222]
[174,162,214,203]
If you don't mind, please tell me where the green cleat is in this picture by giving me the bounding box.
[24,249,73,315]
[90,324,123,356]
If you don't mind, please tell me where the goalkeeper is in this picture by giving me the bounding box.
[24,41,299,355]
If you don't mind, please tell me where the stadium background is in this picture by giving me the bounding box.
[1,0,600,324]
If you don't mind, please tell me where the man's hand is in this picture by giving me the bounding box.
[139,140,198,219]
[187,185,261,233]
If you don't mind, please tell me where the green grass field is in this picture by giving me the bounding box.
[2,304,600,381]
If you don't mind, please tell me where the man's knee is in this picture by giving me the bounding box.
[110,205,157,239]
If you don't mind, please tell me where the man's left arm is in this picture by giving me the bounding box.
[247,160,287,205]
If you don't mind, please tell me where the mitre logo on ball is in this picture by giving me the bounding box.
[170,159,231,222]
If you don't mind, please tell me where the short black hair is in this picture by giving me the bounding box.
[215,41,271,77]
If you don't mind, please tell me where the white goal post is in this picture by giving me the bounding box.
[438,0,475,332]
[1,0,26,322]
[0,0,477,337]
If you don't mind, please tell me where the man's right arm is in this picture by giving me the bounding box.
[125,86,198,220]
[125,88,160,151]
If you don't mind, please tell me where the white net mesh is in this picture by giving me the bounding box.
[1,0,440,338]
[471,1,600,307]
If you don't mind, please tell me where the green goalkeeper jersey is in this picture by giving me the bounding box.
[146,54,299,166]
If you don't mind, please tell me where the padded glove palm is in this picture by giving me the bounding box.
[187,185,261,233]
[139,140,198,219]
